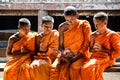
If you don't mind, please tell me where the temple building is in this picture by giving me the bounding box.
[0,0,120,32]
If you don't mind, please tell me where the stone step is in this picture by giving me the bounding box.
[116,58,120,62]
[0,58,9,71]
[0,58,9,63]
[0,63,5,71]
[113,62,120,67]
[104,62,120,72]
[105,66,120,72]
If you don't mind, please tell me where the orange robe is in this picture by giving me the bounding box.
[50,19,91,80]
[40,30,59,63]
[81,29,120,80]
[29,30,59,80]
[3,32,36,80]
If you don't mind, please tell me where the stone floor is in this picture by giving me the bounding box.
[0,72,120,80]
[103,72,120,80]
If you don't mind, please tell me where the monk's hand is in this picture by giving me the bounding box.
[21,46,30,53]
[70,53,83,63]
[52,48,59,57]
[39,43,48,53]
[93,42,102,51]
[58,50,68,63]
[60,48,75,62]
[64,48,75,59]
[93,42,112,55]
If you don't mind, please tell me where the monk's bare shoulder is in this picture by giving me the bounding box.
[58,22,70,32]
[8,32,20,43]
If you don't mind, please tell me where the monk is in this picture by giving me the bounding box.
[3,18,36,80]
[29,16,59,80]
[81,12,120,80]
[50,6,91,80]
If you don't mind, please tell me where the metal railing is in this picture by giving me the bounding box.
[0,0,120,3]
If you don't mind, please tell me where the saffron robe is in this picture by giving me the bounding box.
[50,19,91,80]
[4,32,36,80]
[81,29,120,80]
[29,30,59,80]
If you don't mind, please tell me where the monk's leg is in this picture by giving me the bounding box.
[81,59,96,80]
[69,58,84,80]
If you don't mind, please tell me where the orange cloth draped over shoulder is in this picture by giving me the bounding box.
[29,30,59,80]
[3,32,36,80]
[50,20,91,80]
[40,30,59,62]
[81,29,120,80]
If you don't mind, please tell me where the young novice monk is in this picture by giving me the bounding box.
[4,18,36,80]
[30,16,59,80]
[81,12,120,80]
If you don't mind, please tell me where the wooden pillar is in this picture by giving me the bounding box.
[38,10,48,33]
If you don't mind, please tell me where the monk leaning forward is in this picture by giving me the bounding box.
[29,16,59,80]
[81,12,120,80]
[50,6,91,80]
[4,18,37,80]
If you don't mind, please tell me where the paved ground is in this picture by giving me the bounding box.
[0,72,120,80]
[103,72,120,80]
[0,72,2,80]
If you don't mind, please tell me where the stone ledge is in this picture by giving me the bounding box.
[0,63,5,71]
[0,58,9,63]
[105,66,120,72]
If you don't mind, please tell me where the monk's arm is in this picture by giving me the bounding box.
[46,31,59,56]
[6,36,31,57]
[6,37,21,57]
[109,33,120,59]
[79,20,91,59]
[35,34,42,53]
